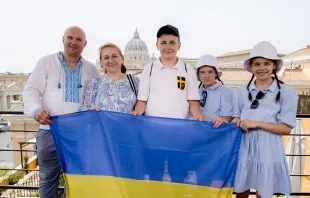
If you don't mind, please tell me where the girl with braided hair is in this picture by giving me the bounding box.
[196,54,233,127]
[232,41,298,198]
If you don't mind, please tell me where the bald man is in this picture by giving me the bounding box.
[22,26,99,198]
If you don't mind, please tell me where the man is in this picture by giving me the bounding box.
[22,26,99,198]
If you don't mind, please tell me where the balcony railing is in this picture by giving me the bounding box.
[0,111,310,197]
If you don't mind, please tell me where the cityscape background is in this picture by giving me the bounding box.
[0,0,309,197]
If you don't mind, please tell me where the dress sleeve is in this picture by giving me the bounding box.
[232,86,244,118]
[78,76,101,111]
[219,87,233,117]
[277,87,299,128]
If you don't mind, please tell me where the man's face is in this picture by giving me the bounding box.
[156,34,180,60]
[63,27,87,58]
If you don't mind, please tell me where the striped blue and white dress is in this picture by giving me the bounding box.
[233,80,298,198]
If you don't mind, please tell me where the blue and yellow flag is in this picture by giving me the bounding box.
[50,110,242,198]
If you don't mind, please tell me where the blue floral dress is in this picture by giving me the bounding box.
[79,74,139,113]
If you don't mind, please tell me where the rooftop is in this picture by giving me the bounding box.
[282,45,310,61]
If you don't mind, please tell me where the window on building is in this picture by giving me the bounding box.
[12,95,20,101]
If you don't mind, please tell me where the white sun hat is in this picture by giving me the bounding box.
[244,41,283,73]
[196,54,222,78]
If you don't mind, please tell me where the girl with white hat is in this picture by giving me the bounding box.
[232,41,298,198]
[196,54,233,127]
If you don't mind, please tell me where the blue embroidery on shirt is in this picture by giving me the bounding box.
[57,52,83,103]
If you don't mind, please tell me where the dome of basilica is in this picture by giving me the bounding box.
[124,29,150,69]
[125,29,148,52]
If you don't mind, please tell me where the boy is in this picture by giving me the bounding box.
[132,24,203,121]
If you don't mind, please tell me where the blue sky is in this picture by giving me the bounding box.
[0,0,309,73]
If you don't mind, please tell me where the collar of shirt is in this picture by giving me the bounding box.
[157,57,183,70]
[249,79,278,93]
[200,81,221,91]
[57,51,83,69]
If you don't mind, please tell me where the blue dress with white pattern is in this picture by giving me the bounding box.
[79,74,139,113]
[233,80,298,198]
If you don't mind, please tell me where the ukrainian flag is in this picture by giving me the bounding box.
[50,110,242,198]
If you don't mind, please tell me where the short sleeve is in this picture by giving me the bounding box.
[186,64,200,100]
[219,87,233,117]
[137,64,152,101]
[232,86,244,118]
[277,87,298,128]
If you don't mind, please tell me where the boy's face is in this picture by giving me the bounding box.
[156,34,181,60]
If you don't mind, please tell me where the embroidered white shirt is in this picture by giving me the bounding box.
[22,52,99,129]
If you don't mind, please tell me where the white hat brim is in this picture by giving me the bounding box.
[197,65,222,78]
[244,56,283,73]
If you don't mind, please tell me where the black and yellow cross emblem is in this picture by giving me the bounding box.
[177,76,186,90]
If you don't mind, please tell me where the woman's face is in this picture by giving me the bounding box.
[101,47,124,74]
[251,57,276,81]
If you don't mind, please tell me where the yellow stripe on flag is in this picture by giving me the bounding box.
[65,174,233,198]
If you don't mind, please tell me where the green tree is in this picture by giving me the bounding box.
[300,98,310,114]
[4,171,25,185]
[22,156,29,174]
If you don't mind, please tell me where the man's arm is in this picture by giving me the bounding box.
[22,58,52,124]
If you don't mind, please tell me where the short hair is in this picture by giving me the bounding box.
[156,25,180,40]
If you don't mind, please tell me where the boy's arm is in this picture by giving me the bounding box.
[188,100,204,121]
[186,65,204,121]
[131,64,152,115]
[132,101,146,115]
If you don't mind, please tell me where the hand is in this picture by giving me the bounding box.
[231,117,241,126]
[212,117,228,128]
[239,120,259,132]
[91,106,99,111]
[130,110,144,116]
[194,114,205,122]
[131,101,146,116]
[34,110,52,125]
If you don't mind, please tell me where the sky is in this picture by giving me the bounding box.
[0,0,309,73]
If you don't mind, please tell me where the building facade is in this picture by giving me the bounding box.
[0,75,27,111]
[181,45,310,93]
[124,29,157,75]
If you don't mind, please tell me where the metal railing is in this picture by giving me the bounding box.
[0,111,310,197]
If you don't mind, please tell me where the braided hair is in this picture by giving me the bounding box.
[247,58,283,102]
[216,76,224,85]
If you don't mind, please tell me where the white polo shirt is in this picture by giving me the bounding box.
[22,52,99,130]
[137,59,200,119]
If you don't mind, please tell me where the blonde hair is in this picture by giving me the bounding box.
[98,43,126,73]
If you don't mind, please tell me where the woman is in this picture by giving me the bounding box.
[79,43,139,113]
[232,41,298,198]
[196,54,233,127]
